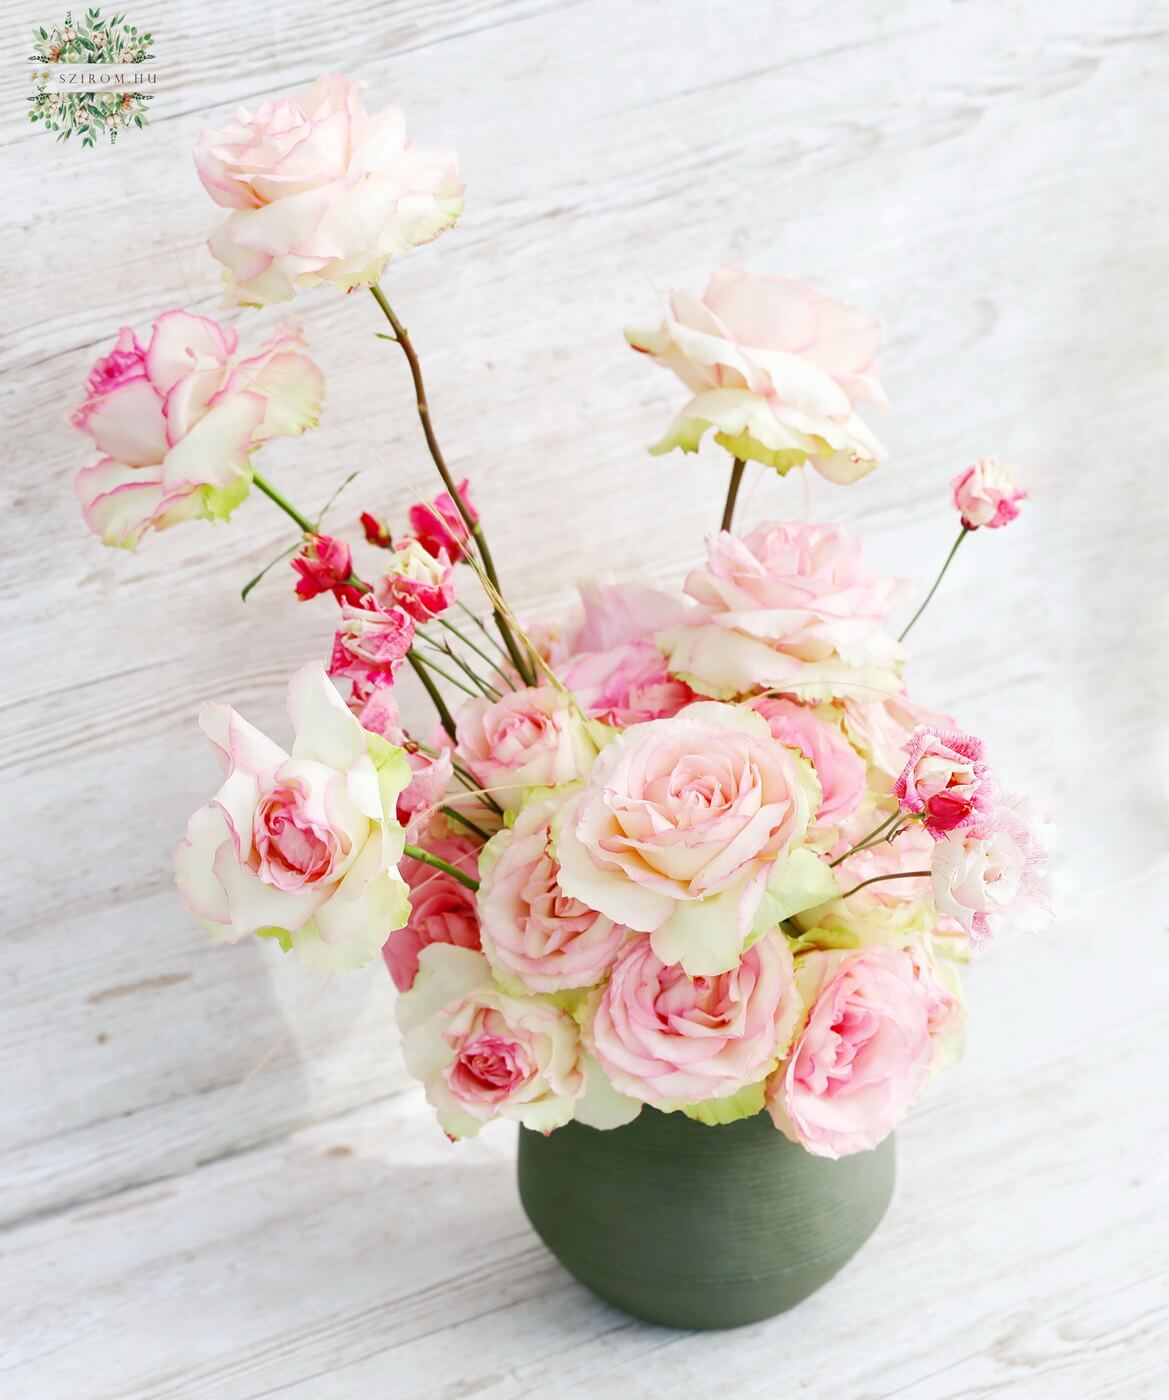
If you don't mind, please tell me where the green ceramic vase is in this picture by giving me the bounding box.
[517,1107,895,1330]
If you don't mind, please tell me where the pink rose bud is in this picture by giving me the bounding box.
[360,512,394,549]
[291,534,364,605]
[408,479,477,562]
[951,457,1027,530]
[328,601,415,689]
[893,725,992,840]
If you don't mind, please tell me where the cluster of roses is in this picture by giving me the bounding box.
[71,74,1046,1161]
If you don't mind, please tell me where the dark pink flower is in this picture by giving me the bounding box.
[408,479,477,562]
[360,511,394,549]
[378,539,456,621]
[893,726,992,839]
[291,534,364,605]
[328,602,415,687]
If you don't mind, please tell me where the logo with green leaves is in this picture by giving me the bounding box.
[29,8,155,148]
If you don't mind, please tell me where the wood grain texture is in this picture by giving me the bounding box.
[1,0,1167,1393]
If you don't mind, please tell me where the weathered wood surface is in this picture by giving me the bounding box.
[1,0,1166,1393]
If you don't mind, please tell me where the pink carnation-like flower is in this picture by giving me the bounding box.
[626,265,888,482]
[378,539,455,621]
[766,946,935,1158]
[585,932,802,1110]
[659,522,909,701]
[328,600,415,688]
[73,311,323,550]
[894,726,993,839]
[930,795,1050,952]
[409,479,477,562]
[951,457,1027,530]
[360,511,393,549]
[752,696,866,826]
[194,75,463,305]
[455,686,595,810]
[292,534,364,605]
[383,829,482,991]
[559,641,694,727]
[478,791,629,993]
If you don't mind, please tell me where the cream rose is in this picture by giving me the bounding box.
[455,687,596,811]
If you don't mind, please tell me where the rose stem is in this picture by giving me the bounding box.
[719,456,747,532]
[402,843,480,891]
[369,283,536,686]
[414,633,501,700]
[439,805,492,841]
[439,616,516,688]
[838,869,932,900]
[898,527,970,643]
[409,649,479,698]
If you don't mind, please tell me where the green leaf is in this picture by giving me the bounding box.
[678,1081,768,1126]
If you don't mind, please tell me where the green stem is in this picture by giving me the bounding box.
[899,528,969,643]
[838,869,931,900]
[369,284,536,686]
[251,469,317,536]
[829,812,902,867]
[403,843,479,891]
[406,652,457,740]
[720,457,747,533]
[410,648,478,697]
[415,633,502,700]
[440,805,492,841]
[458,602,511,663]
[439,616,515,688]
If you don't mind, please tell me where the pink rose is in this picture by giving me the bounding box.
[752,697,866,825]
[931,796,1050,951]
[352,689,454,835]
[766,947,934,1158]
[194,75,463,306]
[377,539,455,621]
[570,581,690,652]
[478,791,629,993]
[74,311,323,549]
[409,479,477,562]
[585,932,802,1110]
[559,641,694,727]
[952,457,1027,530]
[909,941,966,1072]
[396,946,585,1137]
[894,726,992,839]
[292,534,364,605]
[555,703,831,976]
[384,830,481,991]
[328,601,415,688]
[841,692,958,790]
[659,522,909,701]
[455,686,595,810]
[626,265,887,482]
[805,820,936,947]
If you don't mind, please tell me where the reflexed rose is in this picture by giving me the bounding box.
[584,932,802,1110]
[174,662,411,970]
[766,946,934,1157]
[627,265,887,482]
[328,601,415,688]
[74,311,323,549]
[559,640,694,727]
[894,726,992,839]
[455,686,596,811]
[478,790,629,992]
[384,828,481,991]
[194,75,463,305]
[409,479,477,562]
[752,696,866,826]
[378,539,455,621]
[931,795,1050,951]
[396,945,585,1137]
[952,457,1027,530]
[555,703,834,976]
[659,522,909,701]
[292,534,364,605]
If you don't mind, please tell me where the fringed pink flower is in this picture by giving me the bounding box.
[409,479,477,562]
[894,725,993,839]
[328,602,415,687]
[951,457,1027,530]
[292,534,364,606]
[378,539,456,621]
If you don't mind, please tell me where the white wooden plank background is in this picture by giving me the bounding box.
[1,0,1167,1394]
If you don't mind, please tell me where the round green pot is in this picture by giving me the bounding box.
[517,1107,894,1330]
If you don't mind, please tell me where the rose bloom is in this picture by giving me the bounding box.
[174,663,411,970]
[409,479,477,562]
[931,795,1050,951]
[455,687,596,811]
[894,725,992,839]
[659,522,909,701]
[570,580,690,653]
[626,265,887,483]
[74,310,323,549]
[766,946,935,1158]
[194,75,463,305]
[952,456,1027,530]
[377,539,455,621]
[584,931,802,1111]
[798,820,937,948]
[555,702,833,976]
[478,790,629,993]
[328,601,415,689]
[752,696,866,826]
[559,641,694,727]
[384,827,481,991]
[396,945,586,1138]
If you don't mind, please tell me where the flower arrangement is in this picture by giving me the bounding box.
[72,75,1048,1163]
